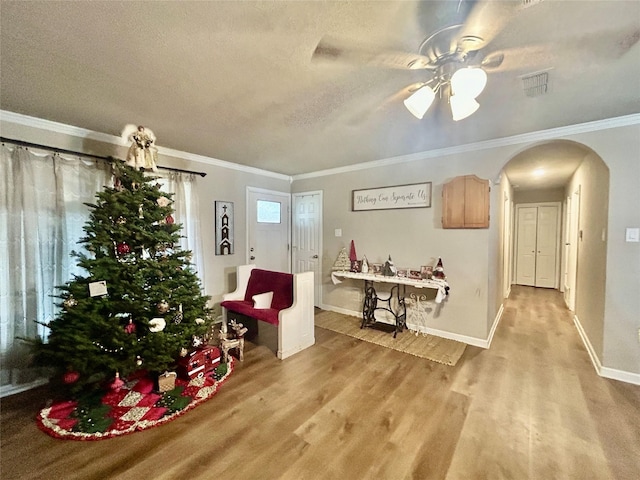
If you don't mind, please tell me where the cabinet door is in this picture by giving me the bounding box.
[442,175,489,229]
[464,175,490,228]
[442,176,466,228]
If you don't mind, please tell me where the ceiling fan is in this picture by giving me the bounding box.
[312,0,521,121]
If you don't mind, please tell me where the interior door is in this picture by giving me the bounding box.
[247,188,291,272]
[292,191,322,306]
[515,203,560,288]
[516,207,538,286]
[534,205,558,288]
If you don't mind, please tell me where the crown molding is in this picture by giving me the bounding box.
[3,109,638,183]
[292,113,640,180]
[0,110,291,181]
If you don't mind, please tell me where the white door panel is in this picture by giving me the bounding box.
[293,192,322,306]
[248,188,290,273]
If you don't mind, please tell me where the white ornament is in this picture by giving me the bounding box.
[195,318,205,325]
[157,196,171,207]
[149,317,166,332]
[192,335,203,347]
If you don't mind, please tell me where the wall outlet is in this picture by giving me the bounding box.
[625,227,639,242]
[335,228,342,237]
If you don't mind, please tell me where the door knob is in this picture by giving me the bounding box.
[250,255,255,260]
[312,255,319,258]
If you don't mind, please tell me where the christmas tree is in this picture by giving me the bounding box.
[33,160,213,393]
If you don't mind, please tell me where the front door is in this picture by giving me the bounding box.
[247,187,290,272]
[292,191,322,306]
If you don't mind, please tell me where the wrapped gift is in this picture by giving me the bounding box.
[158,371,177,392]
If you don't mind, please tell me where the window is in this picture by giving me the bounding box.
[257,200,281,224]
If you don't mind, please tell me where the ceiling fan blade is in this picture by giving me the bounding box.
[480,51,505,70]
[456,0,521,54]
[312,37,437,70]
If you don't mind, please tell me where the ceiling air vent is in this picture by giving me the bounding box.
[522,0,544,7]
[521,71,549,97]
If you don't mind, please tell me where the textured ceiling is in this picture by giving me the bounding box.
[1,1,639,177]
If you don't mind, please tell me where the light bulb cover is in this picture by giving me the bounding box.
[450,95,480,121]
[450,67,487,99]
[403,85,436,119]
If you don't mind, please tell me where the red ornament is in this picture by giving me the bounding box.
[116,242,131,256]
[124,319,136,334]
[165,215,175,225]
[62,371,80,384]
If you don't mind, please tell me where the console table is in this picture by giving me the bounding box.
[331,272,449,338]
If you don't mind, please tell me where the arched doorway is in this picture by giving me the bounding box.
[499,140,609,317]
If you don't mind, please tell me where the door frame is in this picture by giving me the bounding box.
[246,186,291,272]
[514,201,562,288]
[292,190,323,306]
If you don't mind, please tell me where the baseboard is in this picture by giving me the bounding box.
[572,314,640,386]
[318,304,491,348]
[0,378,48,398]
[486,303,505,349]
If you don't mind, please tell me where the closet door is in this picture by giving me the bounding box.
[515,204,560,288]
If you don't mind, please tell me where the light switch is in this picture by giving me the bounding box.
[335,228,342,237]
[625,227,639,242]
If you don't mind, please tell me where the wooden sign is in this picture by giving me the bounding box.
[352,182,431,211]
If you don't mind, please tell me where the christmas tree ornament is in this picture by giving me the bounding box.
[62,371,80,384]
[157,196,170,207]
[173,304,183,324]
[122,124,159,172]
[165,215,175,225]
[195,317,205,325]
[192,335,203,347]
[180,347,188,357]
[157,300,169,314]
[136,356,143,366]
[110,372,124,392]
[149,317,166,332]
[116,216,126,225]
[114,177,123,192]
[116,242,131,256]
[63,295,78,309]
[138,204,144,218]
[124,319,136,334]
[131,182,140,191]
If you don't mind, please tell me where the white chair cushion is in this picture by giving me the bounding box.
[252,291,274,309]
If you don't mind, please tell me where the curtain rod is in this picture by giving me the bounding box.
[0,136,207,177]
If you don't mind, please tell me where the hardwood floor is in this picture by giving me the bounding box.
[1,286,639,479]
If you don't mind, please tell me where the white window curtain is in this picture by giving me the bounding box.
[0,145,112,392]
[155,171,205,285]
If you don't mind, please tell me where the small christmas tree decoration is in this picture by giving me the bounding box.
[173,304,183,324]
[332,247,350,272]
[361,255,369,274]
[382,255,397,277]
[116,242,131,256]
[157,300,170,314]
[63,295,77,309]
[195,318,205,325]
[138,204,144,218]
[149,318,166,332]
[349,240,360,272]
[180,347,188,357]
[165,215,175,225]
[124,319,136,334]
[136,356,143,366]
[157,196,171,207]
[116,216,126,225]
[62,371,80,385]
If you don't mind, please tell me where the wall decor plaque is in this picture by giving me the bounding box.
[352,182,431,211]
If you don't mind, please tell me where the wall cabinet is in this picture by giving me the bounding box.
[442,175,490,229]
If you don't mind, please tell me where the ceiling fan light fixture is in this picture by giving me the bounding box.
[450,67,487,99]
[403,85,436,119]
[450,95,480,121]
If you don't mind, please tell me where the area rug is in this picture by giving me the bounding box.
[37,361,233,441]
[315,310,466,366]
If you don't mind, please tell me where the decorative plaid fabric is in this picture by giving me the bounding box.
[37,360,234,441]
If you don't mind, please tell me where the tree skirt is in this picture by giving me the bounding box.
[37,361,233,441]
